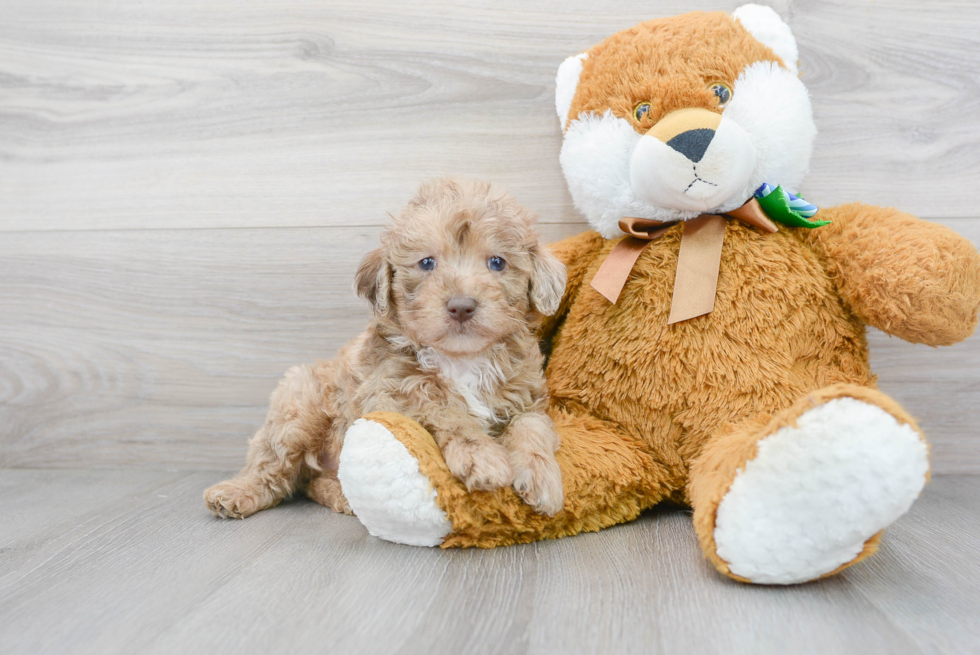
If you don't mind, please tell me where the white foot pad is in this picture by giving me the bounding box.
[337,418,452,547]
[714,398,929,584]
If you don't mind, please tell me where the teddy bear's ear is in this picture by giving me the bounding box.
[555,53,589,129]
[732,4,799,75]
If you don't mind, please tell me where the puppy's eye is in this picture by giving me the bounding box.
[487,256,506,272]
[633,102,652,122]
[418,257,436,271]
[710,83,732,108]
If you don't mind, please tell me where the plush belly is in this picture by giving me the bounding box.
[546,223,873,466]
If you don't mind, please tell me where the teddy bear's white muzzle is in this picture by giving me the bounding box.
[629,116,757,213]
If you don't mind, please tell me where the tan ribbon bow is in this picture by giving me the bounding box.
[590,198,779,324]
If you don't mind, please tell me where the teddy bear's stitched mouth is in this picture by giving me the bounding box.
[683,168,720,194]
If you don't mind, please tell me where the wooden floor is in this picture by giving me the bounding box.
[0,470,977,655]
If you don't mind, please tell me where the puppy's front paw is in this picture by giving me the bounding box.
[511,452,564,516]
[204,480,263,519]
[444,439,513,492]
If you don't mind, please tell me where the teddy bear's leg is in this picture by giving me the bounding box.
[688,383,930,585]
[338,409,670,548]
[336,414,453,546]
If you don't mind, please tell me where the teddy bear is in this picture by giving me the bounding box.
[334,4,980,584]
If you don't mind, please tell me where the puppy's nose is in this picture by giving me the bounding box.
[447,296,478,323]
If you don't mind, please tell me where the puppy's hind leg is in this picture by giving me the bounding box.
[306,473,354,516]
[205,364,330,519]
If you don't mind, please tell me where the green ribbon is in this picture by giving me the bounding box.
[754,183,830,228]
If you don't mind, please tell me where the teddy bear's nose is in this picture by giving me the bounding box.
[666,128,715,163]
[647,108,723,163]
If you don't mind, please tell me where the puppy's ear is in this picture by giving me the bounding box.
[529,245,567,316]
[354,247,392,316]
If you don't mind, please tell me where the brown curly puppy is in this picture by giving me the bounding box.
[204,178,568,519]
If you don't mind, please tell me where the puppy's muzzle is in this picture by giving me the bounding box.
[447,295,478,323]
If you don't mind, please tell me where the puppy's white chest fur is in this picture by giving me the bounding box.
[416,347,504,422]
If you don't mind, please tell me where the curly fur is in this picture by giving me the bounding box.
[204,178,568,519]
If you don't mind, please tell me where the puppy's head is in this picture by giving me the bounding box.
[356,178,566,357]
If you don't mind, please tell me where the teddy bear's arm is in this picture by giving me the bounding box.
[537,231,606,341]
[802,203,980,346]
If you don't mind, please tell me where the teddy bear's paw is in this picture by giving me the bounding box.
[203,480,263,519]
[713,398,929,584]
[338,418,452,547]
[443,438,513,492]
[512,452,564,516]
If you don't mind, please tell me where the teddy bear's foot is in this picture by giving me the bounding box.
[338,416,452,546]
[691,385,929,585]
[339,410,668,548]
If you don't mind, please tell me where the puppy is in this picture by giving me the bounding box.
[204,178,568,519]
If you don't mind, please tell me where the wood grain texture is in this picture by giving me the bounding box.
[1,469,978,655]
[1,0,979,231]
[1,220,978,472]
[0,222,583,468]
[1,1,979,470]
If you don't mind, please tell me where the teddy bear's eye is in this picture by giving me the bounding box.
[418,257,436,271]
[711,83,733,108]
[633,102,652,122]
[487,256,506,272]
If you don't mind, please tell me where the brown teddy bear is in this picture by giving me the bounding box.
[335,4,980,584]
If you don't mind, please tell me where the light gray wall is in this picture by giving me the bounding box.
[1,0,978,471]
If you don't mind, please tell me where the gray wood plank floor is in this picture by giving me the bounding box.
[1,470,978,655]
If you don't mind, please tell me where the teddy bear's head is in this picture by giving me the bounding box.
[556,4,816,238]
